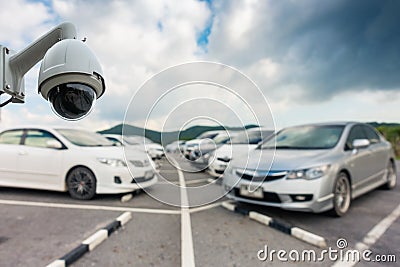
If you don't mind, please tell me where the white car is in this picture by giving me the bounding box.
[223,122,396,216]
[0,127,157,200]
[208,128,274,177]
[165,140,186,153]
[124,135,165,160]
[102,134,157,170]
[191,132,240,164]
[181,130,225,159]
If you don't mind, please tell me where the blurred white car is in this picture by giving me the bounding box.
[165,140,185,153]
[181,130,225,159]
[192,132,240,163]
[124,135,165,160]
[208,128,274,177]
[103,134,157,169]
[0,127,157,200]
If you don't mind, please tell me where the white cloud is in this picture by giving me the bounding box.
[0,0,399,132]
[0,0,54,49]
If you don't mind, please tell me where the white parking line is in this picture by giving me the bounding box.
[157,178,209,185]
[170,157,196,267]
[0,199,180,215]
[206,178,217,184]
[158,170,180,174]
[332,202,400,267]
[189,201,225,214]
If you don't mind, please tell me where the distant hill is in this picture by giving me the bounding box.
[372,123,400,158]
[99,122,400,156]
[98,123,259,144]
[367,122,400,128]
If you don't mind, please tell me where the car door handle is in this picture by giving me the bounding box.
[18,151,28,156]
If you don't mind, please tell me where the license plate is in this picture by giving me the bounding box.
[240,184,264,199]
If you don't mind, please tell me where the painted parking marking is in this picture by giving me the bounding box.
[159,170,180,174]
[46,212,132,267]
[0,199,180,215]
[206,178,218,184]
[169,156,196,267]
[222,201,327,248]
[189,201,226,214]
[157,178,210,185]
[120,193,133,203]
[331,202,400,267]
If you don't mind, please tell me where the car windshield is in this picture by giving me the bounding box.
[124,136,152,145]
[57,129,114,147]
[260,125,344,149]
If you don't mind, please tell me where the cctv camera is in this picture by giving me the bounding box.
[1,22,106,120]
[38,39,105,120]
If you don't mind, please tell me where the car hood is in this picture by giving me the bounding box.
[124,147,151,160]
[127,144,146,153]
[76,146,147,161]
[146,143,163,150]
[231,148,333,171]
[75,146,123,156]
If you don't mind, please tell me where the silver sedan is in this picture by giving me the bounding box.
[223,122,397,216]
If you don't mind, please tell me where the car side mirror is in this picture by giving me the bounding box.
[46,140,63,149]
[352,139,370,149]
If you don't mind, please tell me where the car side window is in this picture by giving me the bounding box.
[0,130,24,145]
[362,126,380,144]
[24,130,59,148]
[248,132,261,144]
[345,125,367,150]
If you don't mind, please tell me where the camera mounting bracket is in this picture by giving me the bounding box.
[0,22,77,104]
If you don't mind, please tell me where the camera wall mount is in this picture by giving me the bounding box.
[1,22,77,104]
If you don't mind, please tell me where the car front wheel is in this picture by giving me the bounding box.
[331,172,351,217]
[66,167,96,200]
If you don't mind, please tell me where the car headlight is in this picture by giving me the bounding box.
[98,158,127,167]
[287,165,330,180]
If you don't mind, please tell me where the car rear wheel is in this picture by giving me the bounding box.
[331,172,351,217]
[383,161,397,190]
[66,167,96,200]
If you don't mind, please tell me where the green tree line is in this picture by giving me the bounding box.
[376,126,400,158]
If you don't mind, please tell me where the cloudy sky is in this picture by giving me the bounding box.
[0,0,399,132]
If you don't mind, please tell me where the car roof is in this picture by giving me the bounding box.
[102,134,122,137]
[284,121,359,128]
[0,125,60,132]
[245,127,274,132]
[0,125,101,134]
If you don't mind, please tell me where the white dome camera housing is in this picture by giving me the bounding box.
[38,39,106,120]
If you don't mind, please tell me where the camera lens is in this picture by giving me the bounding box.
[48,83,96,120]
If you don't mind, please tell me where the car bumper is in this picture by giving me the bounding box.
[148,150,164,159]
[208,160,228,176]
[223,172,334,213]
[94,165,158,194]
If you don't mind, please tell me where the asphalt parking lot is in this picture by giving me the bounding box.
[0,156,399,267]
